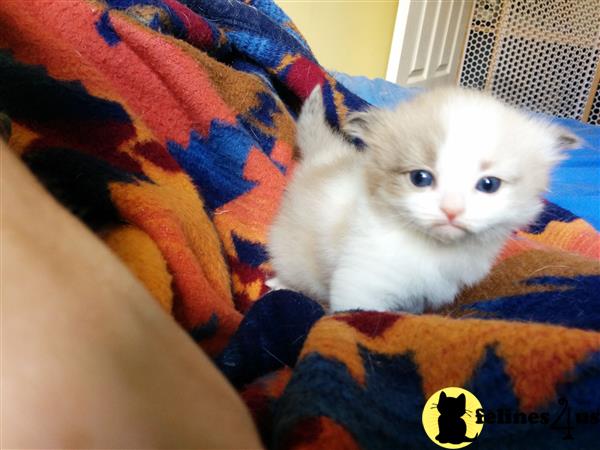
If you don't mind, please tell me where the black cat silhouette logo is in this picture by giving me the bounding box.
[422,387,484,448]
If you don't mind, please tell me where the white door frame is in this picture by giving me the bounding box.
[385,0,475,88]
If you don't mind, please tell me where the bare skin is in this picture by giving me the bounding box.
[0,142,262,449]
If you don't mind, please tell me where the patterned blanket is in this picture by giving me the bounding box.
[1,1,599,448]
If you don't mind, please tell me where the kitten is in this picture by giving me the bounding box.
[268,86,578,313]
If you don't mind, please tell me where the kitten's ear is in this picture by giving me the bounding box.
[439,391,447,401]
[458,393,466,408]
[343,108,379,142]
[554,127,582,151]
[301,85,325,119]
[540,125,582,164]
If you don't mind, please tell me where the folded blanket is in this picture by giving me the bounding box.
[1,1,599,449]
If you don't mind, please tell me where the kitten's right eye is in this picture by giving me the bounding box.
[409,170,434,187]
[475,176,501,193]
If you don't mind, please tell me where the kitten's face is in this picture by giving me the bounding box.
[345,88,577,243]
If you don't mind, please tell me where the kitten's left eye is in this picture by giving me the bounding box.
[476,176,501,193]
[409,170,434,187]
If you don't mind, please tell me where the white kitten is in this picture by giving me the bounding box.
[268,86,578,313]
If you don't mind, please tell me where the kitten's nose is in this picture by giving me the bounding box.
[440,195,464,222]
[440,206,464,222]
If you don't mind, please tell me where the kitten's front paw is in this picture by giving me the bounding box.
[425,286,459,311]
[265,277,290,291]
[330,292,425,314]
[388,294,426,314]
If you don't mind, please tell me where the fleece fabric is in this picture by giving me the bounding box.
[1,1,599,448]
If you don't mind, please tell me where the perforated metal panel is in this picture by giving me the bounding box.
[590,82,600,125]
[460,0,600,124]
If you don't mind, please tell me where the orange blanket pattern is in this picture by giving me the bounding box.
[1,1,599,449]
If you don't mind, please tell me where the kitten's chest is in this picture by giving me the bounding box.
[348,224,492,285]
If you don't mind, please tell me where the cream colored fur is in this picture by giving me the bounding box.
[268,86,578,312]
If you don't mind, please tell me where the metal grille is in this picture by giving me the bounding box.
[590,82,600,125]
[460,0,600,124]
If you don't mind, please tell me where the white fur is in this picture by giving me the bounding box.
[268,87,575,313]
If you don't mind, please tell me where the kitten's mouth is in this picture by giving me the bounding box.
[431,222,469,232]
[429,222,470,241]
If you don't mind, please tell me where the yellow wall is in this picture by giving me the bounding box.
[278,0,399,79]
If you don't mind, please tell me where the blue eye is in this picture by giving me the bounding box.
[476,176,501,193]
[409,170,434,187]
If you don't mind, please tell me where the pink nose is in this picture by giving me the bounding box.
[441,206,463,222]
